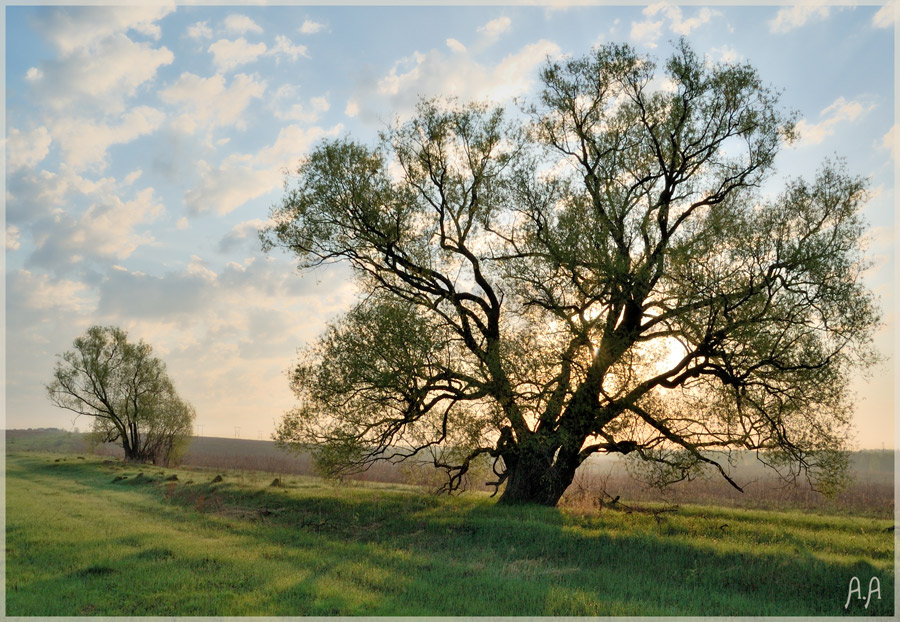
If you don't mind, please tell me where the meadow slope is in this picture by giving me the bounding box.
[5,451,894,616]
[7,428,895,517]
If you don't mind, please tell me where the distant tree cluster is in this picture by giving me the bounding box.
[47,326,195,466]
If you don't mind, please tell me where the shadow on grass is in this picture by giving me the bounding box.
[8,454,896,617]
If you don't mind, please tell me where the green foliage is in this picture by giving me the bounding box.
[46,325,195,466]
[6,452,894,616]
[263,42,879,505]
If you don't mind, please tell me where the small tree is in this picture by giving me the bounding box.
[47,325,196,466]
[264,42,879,506]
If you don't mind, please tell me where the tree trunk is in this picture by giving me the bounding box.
[122,428,147,463]
[497,446,578,506]
[120,425,137,461]
[495,367,608,506]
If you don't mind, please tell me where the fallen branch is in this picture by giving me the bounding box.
[596,490,679,523]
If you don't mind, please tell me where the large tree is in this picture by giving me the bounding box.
[263,42,879,506]
[47,325,196,466]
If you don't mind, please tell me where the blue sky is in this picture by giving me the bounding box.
[4,3,895,447]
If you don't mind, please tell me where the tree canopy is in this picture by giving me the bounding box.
[263,41,879,506]
[47,325,195,466]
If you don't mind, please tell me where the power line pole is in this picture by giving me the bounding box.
[195,424,204,437]
[234,426,241,438]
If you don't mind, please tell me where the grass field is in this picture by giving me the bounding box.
[8,428,894,517]
[5,450,895,616]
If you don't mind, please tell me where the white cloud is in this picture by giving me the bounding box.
[300,19,325,34]
[491,41,564,100]
[209,37,267,72]
[630,18,663,48]
[345,99,360,117]
[769,2,830,34]
[256,124,343,168]
[310,97,330,115]
[184,158,273,217]
[7,225,22,251]
[33,4,175,55]
[370,40,560,120]
[881,125,896,159]
[478,16,512,42]
[26,7,175,115]
[873,5,893,29]
[80,188,165,257]
[379,52,426,96]
[272,85,329,122]
[7,126,52,172]
[794,96,875,146]
[631,3,718,48]
[187,20,213,40]
[29,186,165,271]
[219,218,269,253]
[186,255,218,282]
[657,4,715,36]
[97,264,216,320]
[123,169,143,185]
[161,72,267,134]
[446,38,467,53]
[6,168,116,225]
[184,123,343,215]
[709,45,740,64]
[9,269,93,312]
[224,14,263,35]
[94,253,350,345]
[30,33,174,114]
[268,35,309,62]
[50,106,165,171]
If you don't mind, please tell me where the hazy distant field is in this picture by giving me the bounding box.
[7,428,894,518]
[5,450,894,616]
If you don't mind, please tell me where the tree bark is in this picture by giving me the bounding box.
[497,445,578,506]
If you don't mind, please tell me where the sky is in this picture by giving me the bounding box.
[3,2,895,448]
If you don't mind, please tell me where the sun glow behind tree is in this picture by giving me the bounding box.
[265,41,879,506]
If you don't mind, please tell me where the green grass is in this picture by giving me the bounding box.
[5,429,86,453]
[5,451,894,616]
